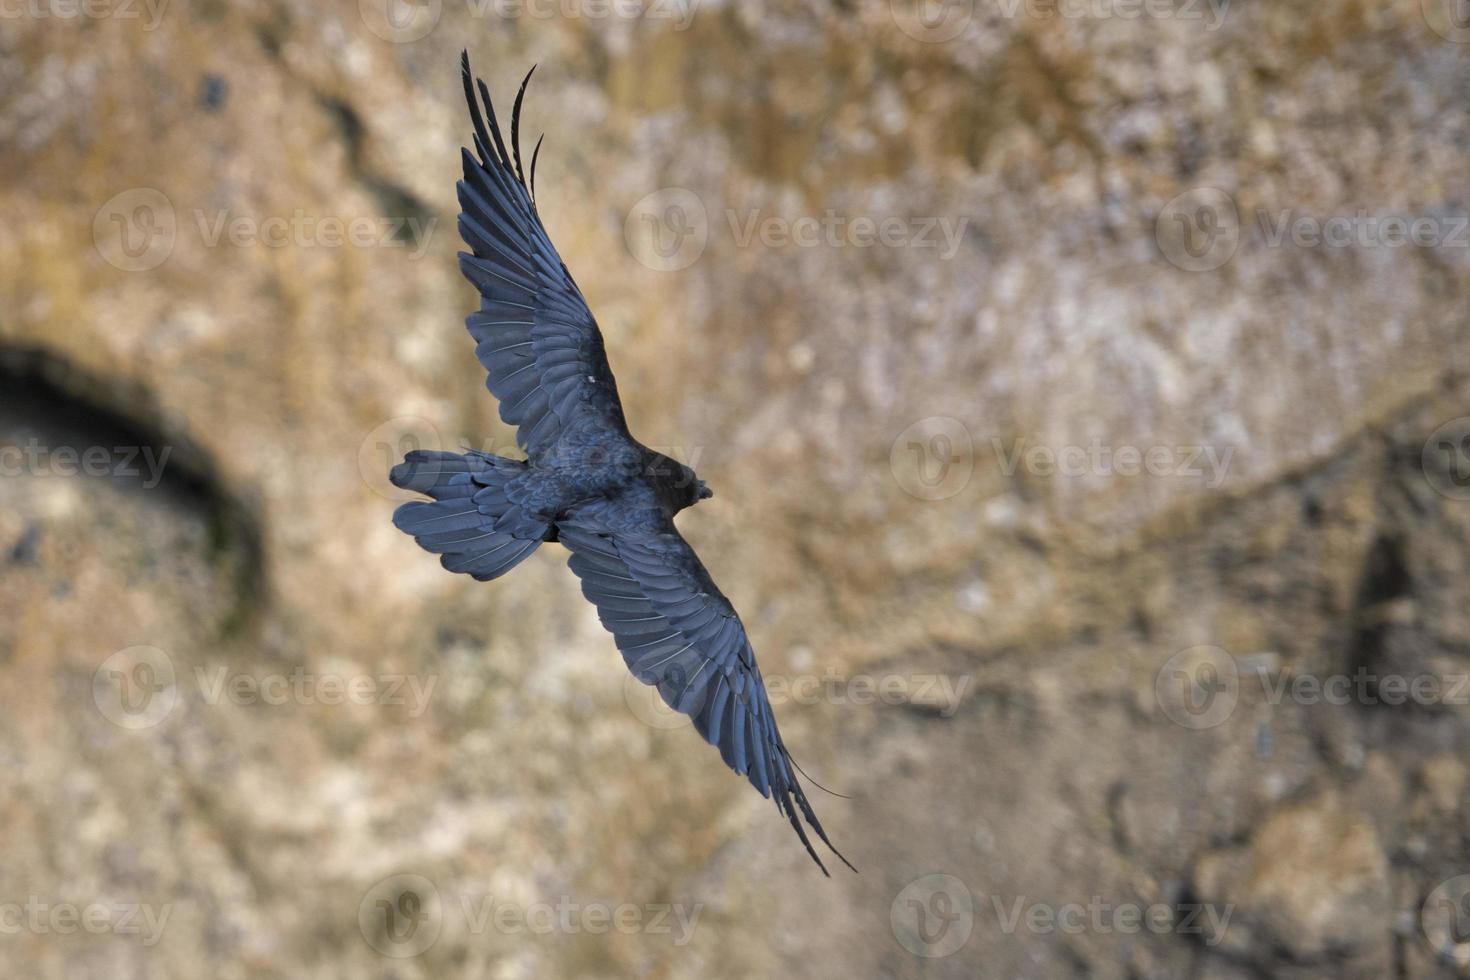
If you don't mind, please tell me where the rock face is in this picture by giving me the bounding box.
[1193,793,1392,972]
[2,2,1469,978]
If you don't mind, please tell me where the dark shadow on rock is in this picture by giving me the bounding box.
[0,345,266,633]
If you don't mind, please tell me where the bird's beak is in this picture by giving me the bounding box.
[698,482,713,500]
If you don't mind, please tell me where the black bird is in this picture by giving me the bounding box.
[388,53,853,875]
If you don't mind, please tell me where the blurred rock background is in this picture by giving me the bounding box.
[1,0,1468,976]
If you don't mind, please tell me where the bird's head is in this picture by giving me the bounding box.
[659,454,712,510]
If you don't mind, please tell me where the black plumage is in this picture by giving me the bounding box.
[389,53,852,875]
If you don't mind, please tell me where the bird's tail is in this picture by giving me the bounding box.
[390,450,549,581]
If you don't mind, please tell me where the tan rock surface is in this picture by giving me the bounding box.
[1,2,1468,977]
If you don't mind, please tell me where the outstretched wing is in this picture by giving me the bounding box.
[557,509,854,875]
[455,53,627,459]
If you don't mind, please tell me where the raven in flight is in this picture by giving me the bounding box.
[389,53,852,875]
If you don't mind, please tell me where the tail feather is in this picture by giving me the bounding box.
[390,450,547,582]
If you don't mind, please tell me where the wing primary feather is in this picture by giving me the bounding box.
[780,791,830,877]
[460,52,494,168]
[749,719,770,794]
[530,133,545,201]
[779,744,858,874]
[785,749,853,800]
[478,78,515,182]
[510,64,537,186]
